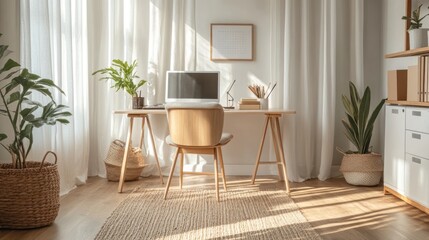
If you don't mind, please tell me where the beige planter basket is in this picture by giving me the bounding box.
[104,140,147,182]
[0,152,60,229]
[339,152,383,186]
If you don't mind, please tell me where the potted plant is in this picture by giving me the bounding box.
[92,59,147,109]
[402,3,429,49]
[0,33,71,229]
[339,81,386,186]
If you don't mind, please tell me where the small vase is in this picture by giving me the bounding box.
[132,97,144,109]
[409,28,429,49]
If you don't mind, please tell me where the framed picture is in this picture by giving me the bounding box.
[210,24,253,61]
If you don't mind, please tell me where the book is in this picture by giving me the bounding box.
[239,98,259,105]
[238,104,260,110]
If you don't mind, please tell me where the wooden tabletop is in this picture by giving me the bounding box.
[113,109,296,115]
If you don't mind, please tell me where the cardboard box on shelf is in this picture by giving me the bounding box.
[388,69,407,101]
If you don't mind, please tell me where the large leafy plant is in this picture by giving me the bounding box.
[0,33,71,169]
[341,82,386,154]
[92,59,146,97]
[402,3,429,30]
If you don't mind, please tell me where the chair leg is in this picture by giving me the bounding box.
[251,116,270,184]
[213,148,220,202]
[164,147,180,200]
[179,151,184,190]
[217,147,227,191]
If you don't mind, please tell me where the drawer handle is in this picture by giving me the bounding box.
[392,109,399,114]
[412,157,421,164]
[412,111,422,116]
[412,133,421,139]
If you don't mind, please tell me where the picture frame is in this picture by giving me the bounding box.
[210,24,254,61]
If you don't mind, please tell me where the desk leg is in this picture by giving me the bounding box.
[145,115,164,184]
[251,116,270,185]
[139,117,145,149]
[270,116,284,181]
[275,117,290,193]
[118,116,134,193]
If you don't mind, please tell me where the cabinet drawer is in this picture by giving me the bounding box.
[406,131,429,158]
[405,154,429,207]
[406,107,429,133]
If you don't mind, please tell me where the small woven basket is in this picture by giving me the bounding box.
[0,152,60,229]
[339,152,383,186]
[104,140,147,182]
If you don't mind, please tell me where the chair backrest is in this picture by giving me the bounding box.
[165,103,224,147]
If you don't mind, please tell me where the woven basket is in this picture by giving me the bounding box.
[339,153,383,186]
[104,140,147,182]
[0,152,60,229]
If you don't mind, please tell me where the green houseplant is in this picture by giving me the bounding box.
[339,81,386,186]
[0,33,71,229]
[92,59,147,109]
[402,3,429,48]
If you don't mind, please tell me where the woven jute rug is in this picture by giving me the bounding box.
[96,185,322,240]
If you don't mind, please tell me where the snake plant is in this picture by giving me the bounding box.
[341,81,386,154]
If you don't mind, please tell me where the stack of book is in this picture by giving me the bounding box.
[418,56,429,102]
[238,98,260,110]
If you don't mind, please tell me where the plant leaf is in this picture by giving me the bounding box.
[7,91,20,104]
[0,59,20,75]
[0,133,7,142]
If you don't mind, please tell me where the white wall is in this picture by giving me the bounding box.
[0,0,20,163]
[188,0,276,174]
[195,0,271,102]
[364,0,383,156]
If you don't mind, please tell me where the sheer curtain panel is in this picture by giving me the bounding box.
[20,0,89,195]
[281,0,364,181]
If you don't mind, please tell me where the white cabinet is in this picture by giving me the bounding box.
[385,105,429,212]
[384,105,405,193]
[404,154,429,206]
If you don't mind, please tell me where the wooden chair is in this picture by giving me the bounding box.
[163,103,233,202]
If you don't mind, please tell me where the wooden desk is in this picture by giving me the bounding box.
[114,109,296,193]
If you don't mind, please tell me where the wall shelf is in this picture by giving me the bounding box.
[386,100,429,107]
[385,47,429,58]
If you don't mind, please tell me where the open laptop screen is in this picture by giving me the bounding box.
[165,71,220,103]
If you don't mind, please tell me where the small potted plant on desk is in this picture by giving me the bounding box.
[0,33,71,229]
[93,59,147,109]
[338,81,386,186]
[402,2,429,49]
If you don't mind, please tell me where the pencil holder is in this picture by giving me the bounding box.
[258,98,268,110]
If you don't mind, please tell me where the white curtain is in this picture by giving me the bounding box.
[88,0,196,177]
[281,0,364,181]
[20,0,89,195]
[20,0,197,194]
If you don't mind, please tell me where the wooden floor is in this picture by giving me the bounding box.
[1,176,429,240]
